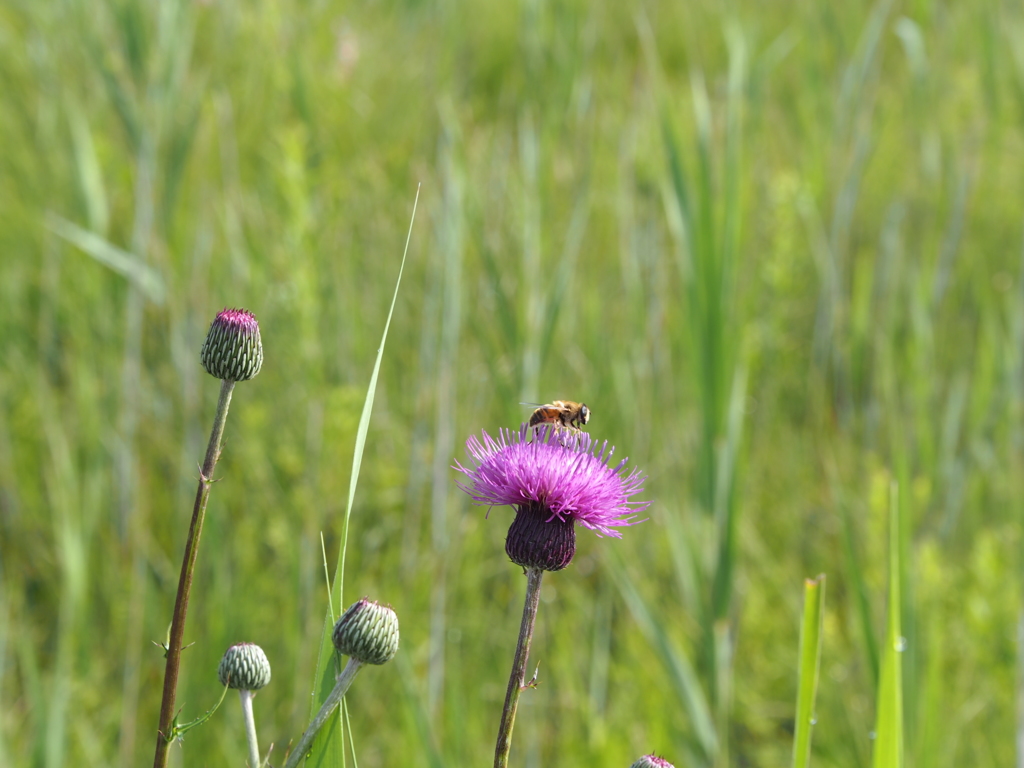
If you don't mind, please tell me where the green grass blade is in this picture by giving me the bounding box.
[304,186,420,767]
[1016,614,1024,768]
[537,185,589,371]
[835,480,880,685]
[609,553,717,761]
[67,105,109,234]
[46,214,165,304]
[872,483,904,768]
[792,575,826,768]
[394,652,446,768]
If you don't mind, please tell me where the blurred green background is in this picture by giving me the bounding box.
[1,0,1022,765]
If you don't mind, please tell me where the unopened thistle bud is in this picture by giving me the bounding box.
[332,599,399,665]
[200,308,263,382]
[629,755,675,768]
[218,643,272,691]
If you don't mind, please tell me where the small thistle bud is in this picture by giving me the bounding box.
[218,643,272,690]
[629,755,675,768]
[332,599,399,665]
[505,502,576,572]
[200,308,263,382]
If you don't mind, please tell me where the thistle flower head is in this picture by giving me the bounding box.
[629,755,675,768]
[200,308,263,382]
[455,425,650,570]
[217,643,272,691]
[332,598,400,665]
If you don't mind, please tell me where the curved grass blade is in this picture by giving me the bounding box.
[46,214,165,304]
[607,552,717,762]
[300,186,420,768]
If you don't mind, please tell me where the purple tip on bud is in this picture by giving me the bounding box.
[628,755,675,768]
[200,308,263,382]
[332,598,400,665]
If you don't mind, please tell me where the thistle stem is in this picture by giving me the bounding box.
[153,378,236,768]
[283,658,364,768]
[239,690,261,768]
[494,567,544,768]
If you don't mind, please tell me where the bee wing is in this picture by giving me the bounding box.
[520,401,568,410]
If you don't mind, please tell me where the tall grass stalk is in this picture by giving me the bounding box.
[872,484,905,768]
[791,575,826,768]
[305,187,419,766]
[610,551,716,760]
[38,377,90,768]
[657,23,749,766]
[1017,614,1024,768]
[427,121,463,722]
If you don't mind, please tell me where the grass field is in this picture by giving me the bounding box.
[1,0,1023,766]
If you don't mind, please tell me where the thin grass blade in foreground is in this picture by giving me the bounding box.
[872,484,904,768]
[300,186,419,768]
[791,575,825,768]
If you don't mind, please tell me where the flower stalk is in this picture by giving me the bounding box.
[455,425,650,768]
[283,599,398,768]
[239,689,261,768]
[282,658,364,768]
[153,378,236,767]
[494,567,545,768]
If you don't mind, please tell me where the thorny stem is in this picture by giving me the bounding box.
[153,379,236,768]
[494,567,544,768]
[283,658,364,768]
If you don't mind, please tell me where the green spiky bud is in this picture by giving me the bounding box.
[200,308,263,382]
[629,756,675,768]
[218,643,272,690]
[332,599,399,665]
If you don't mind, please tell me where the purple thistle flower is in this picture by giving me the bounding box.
[455,425,650,571]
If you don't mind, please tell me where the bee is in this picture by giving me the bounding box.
[525,400,591,436]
